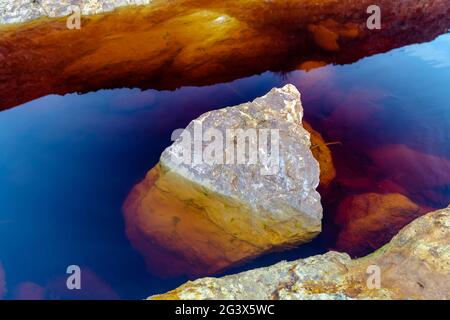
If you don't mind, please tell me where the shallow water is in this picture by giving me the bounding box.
[0,2,450,299]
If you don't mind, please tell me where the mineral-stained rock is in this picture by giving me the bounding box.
[334,193,426,257]
[0,0,151,24]
[307,19,360,52]
[151,206,450,300]
[2,0,450,111]
[298,61,328,72]
[303,122,336,188]
[123,84,322,276]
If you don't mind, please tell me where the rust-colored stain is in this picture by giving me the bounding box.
[1,0,449,111]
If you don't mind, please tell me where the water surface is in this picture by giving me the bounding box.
[0,5,449,299]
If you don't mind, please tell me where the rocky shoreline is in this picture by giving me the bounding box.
[151,206,450,300]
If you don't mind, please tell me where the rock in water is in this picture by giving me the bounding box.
[368,144,450,207]
[123,84,322,276]
[335,193,426,257]
[151,206,450,300]
[303,122,336,188]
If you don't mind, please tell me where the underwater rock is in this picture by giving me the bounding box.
[44,268,119,299]
[303,122,336,188]
[8,269,118,300]
[123,85,322,276]
[307,24,340,52]
[0,0,151,24]
[151,206,450,300]
[369,145,450,189]
[12,282,45,300]
[0,262,5,299]
[335,193,426,257]
[307,19,360,52]
[298,61,328,72]
[369,144,450,206]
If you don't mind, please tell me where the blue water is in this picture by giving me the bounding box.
[0,33,449,299]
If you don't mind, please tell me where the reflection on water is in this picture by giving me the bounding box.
[0,1,449,299]
[1,0,450,110]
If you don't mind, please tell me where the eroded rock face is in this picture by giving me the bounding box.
[0,0,151,24]
[151,206,450,300]
[335,193,426,257]
[123,85,322,276]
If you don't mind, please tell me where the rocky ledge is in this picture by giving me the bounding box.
[123,85,323,276]
[0,0,151,24]
[151,206,450,300]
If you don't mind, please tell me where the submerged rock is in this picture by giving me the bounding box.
[12,282,45,300]
[151,206,450,300]
[335,193,426,257]
[303,122,336,188]
[9,269,118,300]
[307,19,360,52]
[123,84,322,276]
[0,262,5,299]
[369,144,450,207]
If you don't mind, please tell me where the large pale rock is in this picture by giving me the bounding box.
[124,85,322,276]
[335,193,426,257]
[0,0,151,24]
[151,206,450,300]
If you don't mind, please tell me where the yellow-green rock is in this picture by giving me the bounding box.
[151,206,450,300]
